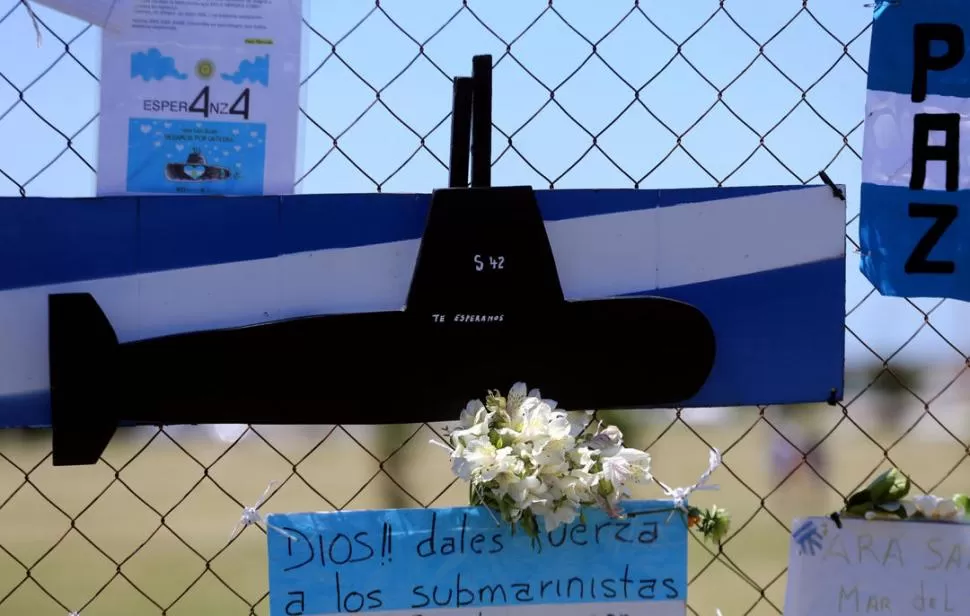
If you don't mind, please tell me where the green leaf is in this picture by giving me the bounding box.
[844,493,875,516]
[598,479,613,497]
[844,489,873,511]
[884,469,911,502]
[520,511,539,540]
[867,468,910,504]
[865,470,893,502]
[953,494,970,515]
[469,491,482,507]
[498,497,511,523]
[702,506,731,544]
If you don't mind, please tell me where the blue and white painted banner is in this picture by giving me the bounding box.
[97,0,303,197]
[0,185,845,428]
[266,501,687,616]
[861,0,970,300]
[784,516,970,615]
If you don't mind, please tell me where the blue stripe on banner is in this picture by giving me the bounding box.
[0,392,50,429]
[867,0,970,97]
[140,195,283,272]
[0,257,845,428]
[536,185,813,221]
[860,183,970,301]
[0,186,813,292]
[0,197,140,292]
[632,257,845,407]
[282,193,430,254]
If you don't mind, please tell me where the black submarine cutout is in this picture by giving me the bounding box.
[47,55,716,466]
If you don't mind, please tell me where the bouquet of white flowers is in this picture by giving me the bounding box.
[432,382,654,540]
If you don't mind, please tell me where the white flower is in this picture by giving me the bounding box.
[565,410,594,436]
[448,419,489,450]
[600,447,652,487]
[518,397,567,441]
[503,474,549,509]
[588,424,624,456]
[531,499,580,531]
[508,382,528,401]
[455,436,516,482]
[531,436,571,473]
[567,445,596,472]
[906,495,963,520]
[551,470,594,505]
[435,383,657,538]
[459,399,486,429]
[505,382,530,423]
[449,447,476,481]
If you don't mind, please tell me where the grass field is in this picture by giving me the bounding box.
[0,402,967,616]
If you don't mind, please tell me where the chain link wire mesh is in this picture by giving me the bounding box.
[1,1,970,615]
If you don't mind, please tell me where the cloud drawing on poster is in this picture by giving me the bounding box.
[131,48,187,81]
[221,55,270,86]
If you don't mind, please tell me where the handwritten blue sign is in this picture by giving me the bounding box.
[860,0,970,301]
[267,500,687,616]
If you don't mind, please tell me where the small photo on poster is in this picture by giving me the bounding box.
[125,118,267,195]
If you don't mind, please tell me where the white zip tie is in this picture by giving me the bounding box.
[227,480,297,543]
[654,448,721,521]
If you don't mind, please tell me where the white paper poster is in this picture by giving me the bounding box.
[97,0,302,197]
[784,516,970,615]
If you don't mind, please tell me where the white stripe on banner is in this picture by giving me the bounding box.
[863,89,970,190]
[546,186,841,298]
[0,187,842,397]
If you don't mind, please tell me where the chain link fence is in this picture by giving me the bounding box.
[2,1,970,615]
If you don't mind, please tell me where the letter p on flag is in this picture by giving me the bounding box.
[912,23,965,103]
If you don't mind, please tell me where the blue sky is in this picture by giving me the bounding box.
[1,0,968,367]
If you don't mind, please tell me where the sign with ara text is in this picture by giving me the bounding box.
[861,0,970,301]
[784,516,970,615]
[266,501,687,616]
[96,0,303,197]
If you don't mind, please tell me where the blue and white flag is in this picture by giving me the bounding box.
[0,186,845,427]
[861,0,970,300]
